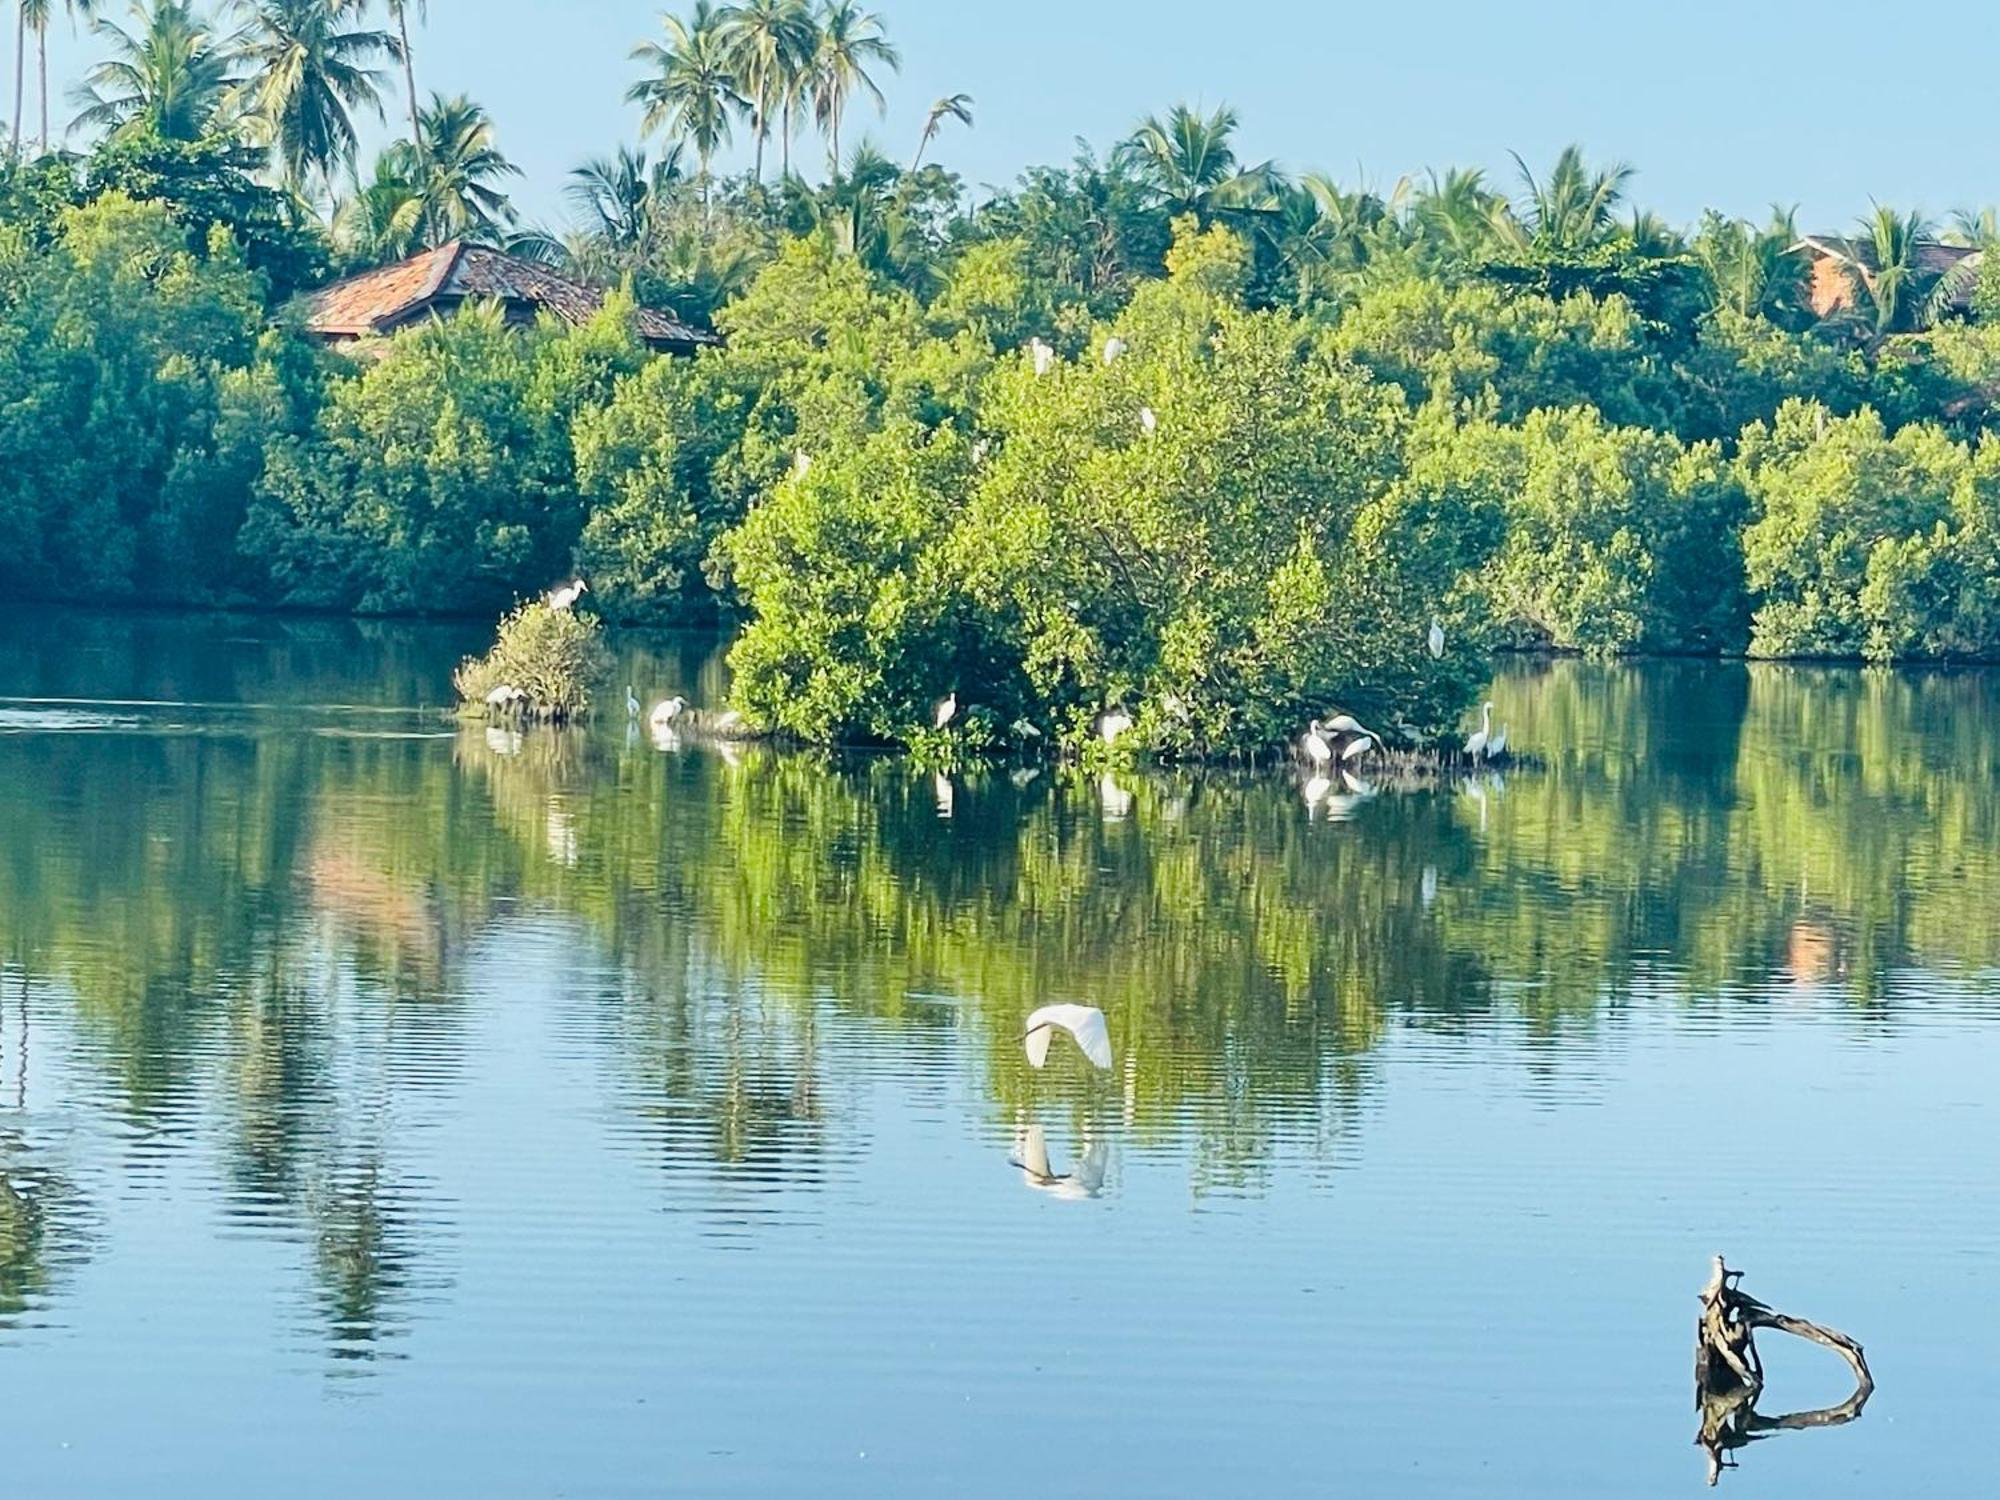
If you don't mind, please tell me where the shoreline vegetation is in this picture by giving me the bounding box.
[7,7,2000,753]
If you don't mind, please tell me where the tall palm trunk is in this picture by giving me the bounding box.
[396,10,421,156]
[780,95,791,177]
[10,3,23,159]
[35,13,45,154]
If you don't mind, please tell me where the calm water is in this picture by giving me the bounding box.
[0,610,1997,1495]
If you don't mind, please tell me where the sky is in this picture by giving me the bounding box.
[26,0,2000,235]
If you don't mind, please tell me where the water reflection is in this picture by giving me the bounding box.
[0,620,1999,1490]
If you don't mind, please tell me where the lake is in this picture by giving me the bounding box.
[0,608,1995,1496]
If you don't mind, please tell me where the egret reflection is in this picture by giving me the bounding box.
[1009,1122,1109,1200]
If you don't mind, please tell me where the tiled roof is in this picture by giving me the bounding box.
[1795,235,1978,280]
[300,241,717,350]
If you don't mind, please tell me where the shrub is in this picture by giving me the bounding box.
[453,603,609,722]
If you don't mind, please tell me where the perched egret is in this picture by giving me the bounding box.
[1300,720,1334,768]
[1022,1003,1113,1070]
[1102,336,1128,365]
[1488,722,1509,759]
[1029,337,1055,377]
[933,692,958,730]
[1098,708,1134,744]
[483,683,523,709]
[649,695,687,730]
[1428,616,1446,660]
[972,438,991,464]
[625,684,641,719]
[792,449,812,478]
[1138,406,1158,436]
[1463,701,1494,762]
[547,577,588,612]
[711,709,744,736]
[1160,691,1190,722]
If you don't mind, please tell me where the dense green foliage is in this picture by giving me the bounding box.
[7,1,2000,744]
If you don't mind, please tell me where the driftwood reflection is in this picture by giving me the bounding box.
[1693,1255,1874,1486]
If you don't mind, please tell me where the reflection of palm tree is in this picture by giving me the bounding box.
[312,1156,416,1359]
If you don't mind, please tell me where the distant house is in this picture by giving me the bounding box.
[298,240,717,354]
[1793,234,1981,321]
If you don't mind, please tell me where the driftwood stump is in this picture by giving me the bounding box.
[1694,1254,1873,1485]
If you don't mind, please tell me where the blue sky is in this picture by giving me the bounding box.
[30,0,2000,234]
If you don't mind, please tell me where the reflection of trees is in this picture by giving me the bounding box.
[5,644,2000,1306]
[0,1126,91,1326]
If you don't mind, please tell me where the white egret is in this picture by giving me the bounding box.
[1102,336,1128,365]
[1029,337,1055,377]
[1138,406,1158,436]
[483,683,523,709]
[933,692,958,730]
[1324,712,1380,761]
[711,709,744,736]
[1010,717,1042,741]
[971,438,990,464]
[1022,1003,1113,1070]
[1098,708,1134,744]
[1300,719,1333,768]
[649,695,687,730]
[792,449,812,478]
[546,577,588,612]
[1428,616,1446,659]
[1488,722,1509,758]
[1340,732,1376,762]
[625,684,641,719]
[1463,701,1494,762]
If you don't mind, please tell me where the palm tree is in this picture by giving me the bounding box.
[21,0,90,155]
[334,137,423,258]
[909,90,969,171]
[1693,207,1808,323]
[566,142,685,249]
[382,0,421,167]
[628,0,742,202]
[234,0,393,195]
[1496,145,1633,252]
[810,0,894,174]
[1410,166,1501,264]
[11,1,26,154]
[718,0,813,181]
[71,0,237,142]
[1821,204,1941,336]
[411,90,517,244]
[1118,102,1279,221]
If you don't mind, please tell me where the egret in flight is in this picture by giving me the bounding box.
[1022,1004,1113,1070]
[1029,338,1055,377]
[1463,701,1494,762]
[649,695,687,730]
[1428,617,1446,660]
[933,692,958,730]
[547,577,588,612]
[1102,336,1128,365]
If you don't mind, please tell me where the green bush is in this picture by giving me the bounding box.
[453,602,610,721]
